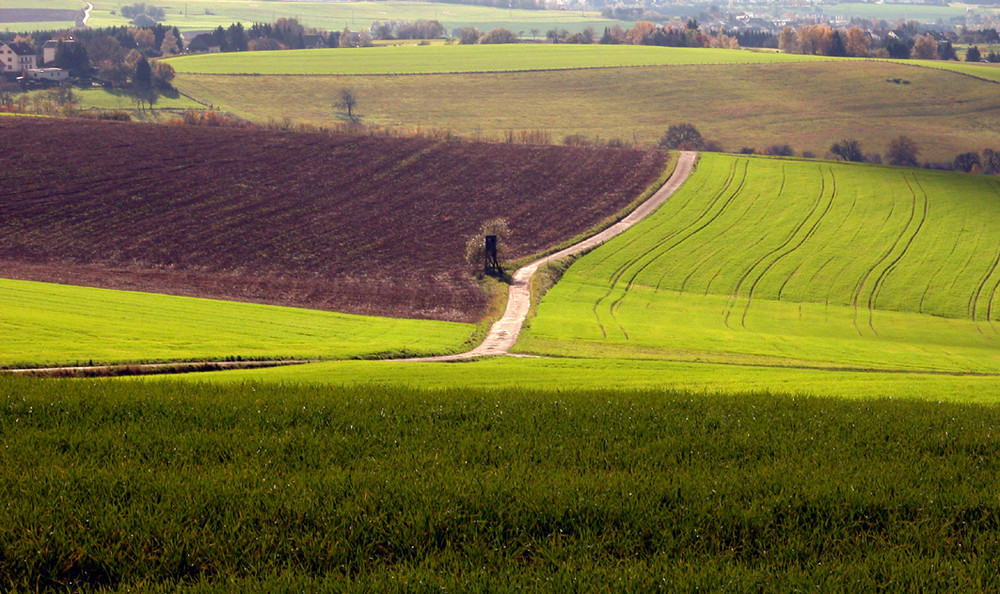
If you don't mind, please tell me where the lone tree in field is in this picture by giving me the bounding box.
[336,88,359,122]
[886,135,920,167]
[966,46,982,62]
[657,124,705,151]
[465,217,511,276]
[830,138,865,162]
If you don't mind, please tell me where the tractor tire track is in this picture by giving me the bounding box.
[968,241,1000,332]
[605,159,748,339]
[591,157,737,337]
[672,185,765,294]
[722,164,822,328]
[850,176,906,336]
[737,166,836,329]
[918,224,963,315]
[852,172,925,336]
[792,181,859,300]
[866,174,928,335]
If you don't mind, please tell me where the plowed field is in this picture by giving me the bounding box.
[0,118,666,322]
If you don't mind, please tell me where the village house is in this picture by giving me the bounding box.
[0,42,38,74]
[186,33,221,53]
[41,38,75,65]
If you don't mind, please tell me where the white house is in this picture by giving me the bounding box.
[23,67,69,82]
[0,42,38,73]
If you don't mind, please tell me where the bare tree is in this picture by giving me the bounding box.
[886,135,920,167]
[830,138,865,162]
[336,88,359,122]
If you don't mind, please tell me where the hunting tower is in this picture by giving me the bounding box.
[484,235,501,276]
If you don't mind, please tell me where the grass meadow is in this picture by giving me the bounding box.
[172,57,1000,160]
[165,44,827,76]
[83,0,623,34]
[901,58,1000,84]
[517,154,1000,372]
[0,278,473,368]
[820,1,999,22]
[5,374,1000,590]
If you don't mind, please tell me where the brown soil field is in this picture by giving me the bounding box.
[0,117,666,322]
[0,9,80,23]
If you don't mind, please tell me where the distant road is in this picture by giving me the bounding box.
[82,2,92,26]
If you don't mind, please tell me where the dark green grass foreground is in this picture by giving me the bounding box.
[3,376,1000,591]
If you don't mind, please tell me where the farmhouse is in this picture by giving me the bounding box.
[186,33,221,53]
[0,42,38,74]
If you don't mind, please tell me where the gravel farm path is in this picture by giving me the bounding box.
[408,150,698,362]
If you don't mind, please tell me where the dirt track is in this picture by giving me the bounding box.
[409,150,698,362]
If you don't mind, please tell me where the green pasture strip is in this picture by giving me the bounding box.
[5,375,1000,589]
[517,154,1000,372]
[0,0,83,8]
[173,59,1000,161]
[166,45,829,76]
[85,0,623,34]
[820,1,999,22]
[0,278,472,368]
[893,58,1000,84]
[24,87,203,112]
[0,19,75,30]
[152,357,1000,404]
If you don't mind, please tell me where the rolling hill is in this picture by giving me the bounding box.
[516,154,1000,373]
[169,47,1000,161]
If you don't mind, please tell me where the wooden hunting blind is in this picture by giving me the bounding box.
[484,234,501,275]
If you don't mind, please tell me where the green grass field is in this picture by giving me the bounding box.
[901,57,1000,83]
[172,56,1000,160]
[513,154,1000,373]
[166,44,828,75]
[82,0,623,34]
[0,278,473,368]
[819,1,999,22]
[5,375,1000,590]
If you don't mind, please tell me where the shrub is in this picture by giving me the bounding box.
[479,28,518,44]
[656,123,705,151]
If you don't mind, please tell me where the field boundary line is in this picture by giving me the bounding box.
[173,58,834,79]
[3,359,314,378]
[405,151,698,362]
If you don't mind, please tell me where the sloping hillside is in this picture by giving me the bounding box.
[518,154,1000,373]
[0,118,666,322]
